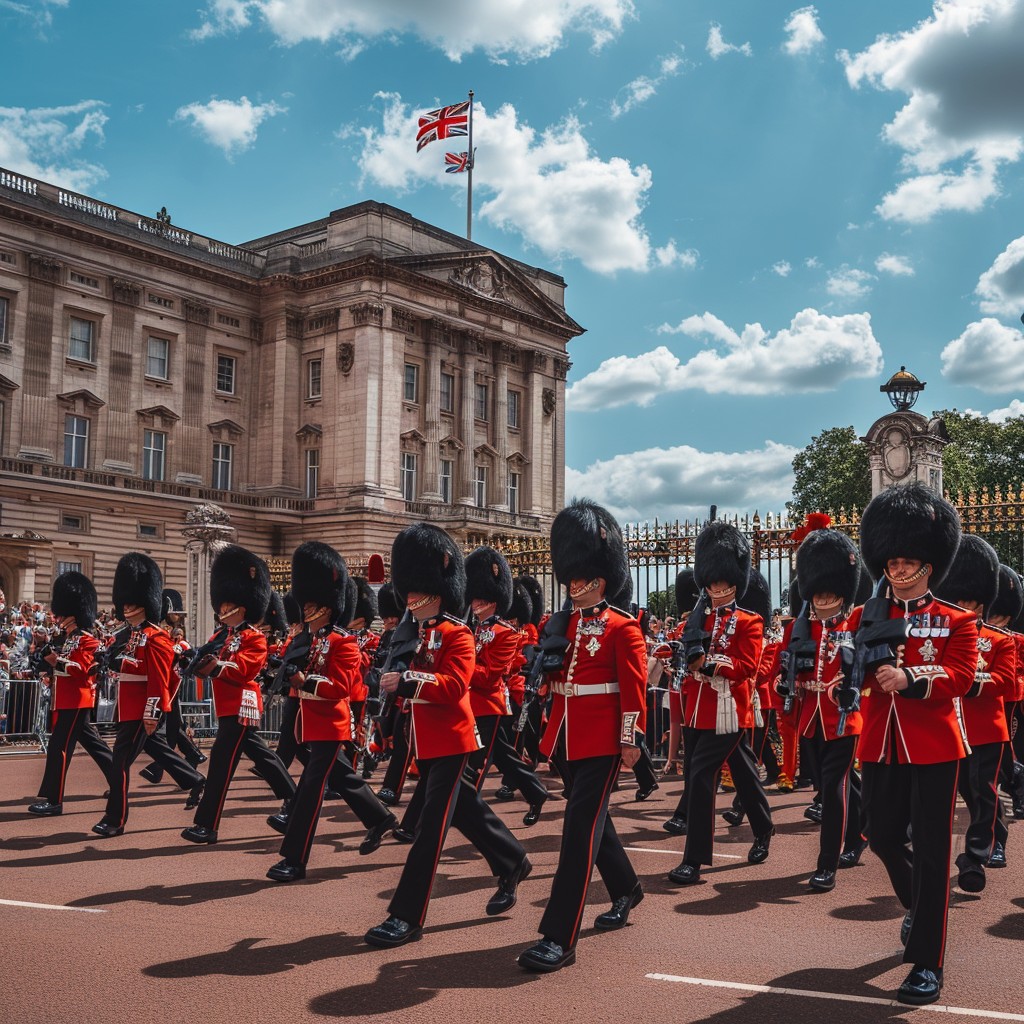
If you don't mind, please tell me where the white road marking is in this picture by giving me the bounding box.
[646,974,1024,1021]
[0,899,105,914]
[624,847,742,859]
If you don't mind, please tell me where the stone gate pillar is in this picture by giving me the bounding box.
[182,503,235,642]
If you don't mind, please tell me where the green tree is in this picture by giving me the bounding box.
[788,426,871,517]
[646,588,676,620]
[937,409,1024,497]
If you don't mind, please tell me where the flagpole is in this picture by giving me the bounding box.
[466,90,474,241]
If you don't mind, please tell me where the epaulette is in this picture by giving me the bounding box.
[932,597,973,614]
[983,621,1012,636]
[606,605,636,621]
[331,625,350,636]
[441,613,466,626]
[494,616,513,629]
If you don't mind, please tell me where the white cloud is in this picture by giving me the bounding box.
[826,267,874,299]
[976,235,1024,315]
[772,260,792,277]
[358,93,678,275]
[875,252,915,276]
[192,0,634,61]
[0,101,107,192]
[982,398,1024,422]
[611,47,686,119]
[566,308,883,410]
[842,0,1024,223]
[805,256,820,268]
[706,24,752,59]
[783,6,825,55]
[941,317,1024,391]
[174,96,286,157]
[0,0,67,29]
[566,441,798,523]
[654,240,699,269]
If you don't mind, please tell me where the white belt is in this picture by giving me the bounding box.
[803,682,829,693]
[551,681,620,697]
[118,674,147,683]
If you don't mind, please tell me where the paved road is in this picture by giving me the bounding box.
[1,752,1022,1024]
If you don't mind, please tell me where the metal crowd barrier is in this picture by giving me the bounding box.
[0,678,51,752]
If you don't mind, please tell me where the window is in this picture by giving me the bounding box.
[0,296,8,346]
[138,524,160,539]
[307,358,322,399]
[142,429,166,481]
[216,354,236,394]
[69,317,95,362]
[70,271,99,289]
[403,363,419,403]
[440,371,455,413]
[401,452,418,502]
[56,561,83,576]
[63,415,88,468]
[474,465,487,508]
[212,442,233,490]
[439,459,453,504]
[474,382,489,421]
[146,336,169,379]
[60,512,85,532]
[508,472,521,514]
[305,449,319,499]
[148,293,173,309]
[507,390,520,429]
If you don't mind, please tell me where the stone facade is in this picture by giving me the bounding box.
[0,167,582,607]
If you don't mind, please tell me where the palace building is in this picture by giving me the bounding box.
[0,167,582,609]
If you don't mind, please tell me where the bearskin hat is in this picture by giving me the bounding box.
[291,541,349,622]
[854,556,875,605]
[347,576,377,626]
[112,552,163,623]
[516,576,544,626]
[787,577,803,618]
[161,589,186,621]
[991,564,1024,623]
[390,523,466,615]
[51,571,97,631]
[1013,573,1024,633]
[934,534,999,612]
[465,546,514,615]
[282,590,302,626]
[376,582,404,621]
[738,570,772,626]
[608,574,634,612]
[550,499,629,601]
[210,545,272,624]
[338,575,358,627]
[675,567,700,616]
[693,520,751,592]
[796,529,861,607]
[860,483,961,586]
[509,582,533,625]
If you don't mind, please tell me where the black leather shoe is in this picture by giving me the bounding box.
[377,787,398,806]
[266,811,289,835]
[838,837,867,869]
[187,752,207,768]
[803,801,823,824]
[28,801,63,816]
[486,856,532,916]
[517,939,576,973]
[360,813,397,855]
[91,822,124,838]
[594,882,644,930]
[636,781,659,802]
[956,852,986,893]
[494,785,517,802]
[324,788,342,801]
[184,781,205,811]
[668,861,701,885]
[524,798,548,826]
[181,825,217,844]
[988,841,1007,868]
[139,763,164,784]
[900,911,913,947]
[722,808,745,826]
[266,859,306,882]
[663,815,688,836]
[896,965,943,1006]
[365,916,422,948]
[748,827,775,865]
[391,825,416,844]
[808,869,836,892]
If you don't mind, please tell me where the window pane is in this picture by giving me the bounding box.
[440,372,454,413]
[508,472,520,513]
[56,561,83,576]
[143,430,166,481]
[439,459,453,504]
[305,449,319,499]
[475,383,489,420]
[404,363,419,403]
[63,415,88,469]
[69,317,93,361]
[0,297,8,345]
[308,359,322,399]
[212,442,233,490]
[146,337,169,378]
[507,390,520,428]
[401,452,417,501]
[474,465,487,507]
[216,355,236,393]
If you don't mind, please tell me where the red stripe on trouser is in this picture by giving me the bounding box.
[936,762,960,968]
[984,755,1003,855]
[118,722,145,826]
[420,755,468,925]
[55,708,83,804]
[210,723,249,829]
[300,742,343,864]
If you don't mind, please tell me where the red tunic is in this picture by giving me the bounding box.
[470,616,517,717]
[349,629,379,704]
[755,638,782,715]
[52,630,99,711]
[1011,633,1024,702]
[540,603,647,760]
[170,638,192,701]
[859,594,978,765]
[210,624,267,719]
[961,622,1016,746]
[116,622,174,719]
[297,626,362,742]
[506,627,529,704]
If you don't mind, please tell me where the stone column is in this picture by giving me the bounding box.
[457,344,477,505]
[419,338,442,501]
[525,352,548,514]
[493,351,510,510]
[182,503,234,643]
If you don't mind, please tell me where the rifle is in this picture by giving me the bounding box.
[515,609,571,733]
[679,592,712,667]
[96,623,133,701]
[777,601,816,715]
[179,623,231,689]
[264,626,313,698]
[847,577,910,736]
[359,611,420,759]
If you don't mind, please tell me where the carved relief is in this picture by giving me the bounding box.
[449,260,510,302]
[552,357,571,381]
[338,342,354,375]
[391,307,417,334]
[530,351,549,373]
[183,299,211,325]
[286,309,305,340]
[306,307,340,333]
[499,341,520,366]
[110,277,141,306]
[28,255,62,283]
[351,301,385,327]
[249,319,263,342]
[542,388,556,417]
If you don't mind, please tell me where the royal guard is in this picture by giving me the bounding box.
[365,523,529,948]
[513,575,547,770]
[463,547,550,822]
[934,536,1017,887]
[665,520,773,885]
[348,577,380,758]
[93,554,205,837]
[181,546,295,845]
[992,566,1024,819]
[516,499,647,974]
[857,482,979,1006]
[270,591,305,771]
[494,580,536,802]
[29,571,113,815]
[375,582,413,806]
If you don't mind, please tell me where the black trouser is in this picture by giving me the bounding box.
[388,752,524,926]
[958,741,1007,865]
[275,695,302,770]
[164,694,203,763]
[194,717,294,830]
[38,707,113,803]
[862,758,959,971]
[803,730,861,872]
[142,728,206,791]
[380,712,413,799]
[631,739,658,792]
[467,714,548,805]
[280,740,342,866]
[322,749,392,827]
[538,745,637,950]
[670,725,699,820]
[682,730,772,866]
[750,710,781,783]
[101,720,152,828]
[1012,703,1024,762]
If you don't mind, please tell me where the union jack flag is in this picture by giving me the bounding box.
[445,151,470,174]
[416,100,469,152]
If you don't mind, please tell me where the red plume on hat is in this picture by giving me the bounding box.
[790,511,832,545]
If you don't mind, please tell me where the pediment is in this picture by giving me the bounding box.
[296,423,322,441]
[57,388,105,409]
[507,450,529,467]
[400,429,426,447]
[0,373,19,391]
[137,404,181,423]
[474,443,499,460]
[208,418,245,437]
[439,434,465,453]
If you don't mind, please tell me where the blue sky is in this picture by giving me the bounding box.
[3,0,1024,522]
